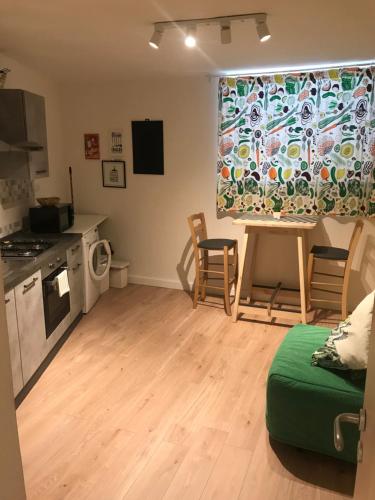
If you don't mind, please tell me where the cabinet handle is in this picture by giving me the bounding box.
[72,263,81,272]
[71,244,80,254]
[35,169,47,174]
[23,277,38,294]
[5,298,10,304]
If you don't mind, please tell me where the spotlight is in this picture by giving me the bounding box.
[220,22,231,44]
[256,17,271,42]
[149,28,163,49]
[184,26,197,48]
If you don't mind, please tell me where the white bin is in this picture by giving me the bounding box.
[109,260,130,288]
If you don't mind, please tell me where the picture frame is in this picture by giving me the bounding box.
[84,133,100,159]
[102,160,126,188]
[109,129,124,156]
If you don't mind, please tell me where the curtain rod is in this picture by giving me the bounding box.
[209,59,375,78]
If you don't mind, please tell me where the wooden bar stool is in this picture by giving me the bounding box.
[307,220,364,319]
[187,213,238,316]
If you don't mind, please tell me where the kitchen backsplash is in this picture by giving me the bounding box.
[0,219,23,237]
[0,178,33,237]
[0,179,33,208]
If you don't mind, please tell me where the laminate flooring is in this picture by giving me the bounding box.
[17,285,355,500]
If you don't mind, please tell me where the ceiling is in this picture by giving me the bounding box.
[0,0,375,82]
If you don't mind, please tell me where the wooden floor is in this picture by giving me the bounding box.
[17,285,355,500]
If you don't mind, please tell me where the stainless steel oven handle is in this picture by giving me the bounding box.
[23,277,38,294]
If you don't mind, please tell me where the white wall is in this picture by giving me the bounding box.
[61,76,375,311]
[0,54,69,232]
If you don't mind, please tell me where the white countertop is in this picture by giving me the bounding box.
[65,214,108,235]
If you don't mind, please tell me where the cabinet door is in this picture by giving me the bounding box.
[25,91,49,179]
[29,150,49,178]
[5,290,23,396]
[67,241,82,266]
[68,261,83,321]
[15,270,47,384]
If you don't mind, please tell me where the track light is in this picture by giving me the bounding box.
[149,12,271,49]
[220,23,231,44]
[256,17,271,42]
[184,26,197,48]
[149,28,163,49]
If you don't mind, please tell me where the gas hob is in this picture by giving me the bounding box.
[0,239,56,260]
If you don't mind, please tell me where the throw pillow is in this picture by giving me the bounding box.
[312,290,375,370]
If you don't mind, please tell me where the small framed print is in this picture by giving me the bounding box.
[102,160,126,188]
[109,129,123,156]
[84,133,100,159]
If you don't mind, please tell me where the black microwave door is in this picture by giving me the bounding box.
[59,208,70,232]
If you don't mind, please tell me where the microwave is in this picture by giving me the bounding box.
[29,203,74,233]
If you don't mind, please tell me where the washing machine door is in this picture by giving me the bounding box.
[88,239,112,281]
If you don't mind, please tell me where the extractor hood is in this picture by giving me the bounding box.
[0,89,47,151]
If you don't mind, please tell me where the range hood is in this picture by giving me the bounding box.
[0,89,47,151]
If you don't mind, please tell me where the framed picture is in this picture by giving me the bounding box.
[84,133,100,159]
[109,129,123,156]
[102,160,126,188]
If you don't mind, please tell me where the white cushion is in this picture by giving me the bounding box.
[334,290,375,369]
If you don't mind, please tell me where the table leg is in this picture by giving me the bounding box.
[297,231,308,323]
[232,227,250,322]
[246,233,258,304]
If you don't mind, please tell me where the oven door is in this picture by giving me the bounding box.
[42,264,70,338]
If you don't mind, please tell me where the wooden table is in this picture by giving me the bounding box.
[232,214,319,323]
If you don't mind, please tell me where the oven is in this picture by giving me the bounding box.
[42,259,70,338]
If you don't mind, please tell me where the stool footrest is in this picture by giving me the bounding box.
[311,286,342,295]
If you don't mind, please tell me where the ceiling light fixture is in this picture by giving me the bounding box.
[149,28,163,49]
[184,26,197,48]
[220,22,231,44]
[149,12,271,49]
[255,14,271,42]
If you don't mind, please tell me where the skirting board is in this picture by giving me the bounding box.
[128,275,282,301]
[128,274,342,312]
[129,274,289,297]
[128,274,190,291]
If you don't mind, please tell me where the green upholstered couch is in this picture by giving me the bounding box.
[266,324,365,463]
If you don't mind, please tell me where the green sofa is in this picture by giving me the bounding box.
[266,324,365,463]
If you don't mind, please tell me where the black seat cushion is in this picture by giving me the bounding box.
[198,238,236,250]
[311,245,349,261]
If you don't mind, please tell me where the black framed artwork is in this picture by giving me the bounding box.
[102,160,126,188]
[132,120,164,175]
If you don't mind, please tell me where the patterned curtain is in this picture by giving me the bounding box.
[217,66,375,216]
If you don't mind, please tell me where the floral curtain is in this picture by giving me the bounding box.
[217,66,375,216]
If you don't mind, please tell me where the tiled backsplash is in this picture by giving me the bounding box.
[0,179,33,209]
[0,219,23,237]
[0,178,33,237]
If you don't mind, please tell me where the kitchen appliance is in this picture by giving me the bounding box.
[1,237,71,339]
[29,203,74,233]
[82,228,111,313]
[0,238,55,260]
[41,251,70,338]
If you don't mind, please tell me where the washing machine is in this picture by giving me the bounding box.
[82,227,112,313]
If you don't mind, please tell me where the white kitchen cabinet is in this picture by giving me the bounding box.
[15,270,47,384]
[5,289,24,396]
[67,242,83,321]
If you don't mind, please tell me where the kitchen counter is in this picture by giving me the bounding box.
[65,214,108,236]
[1,232,82,292]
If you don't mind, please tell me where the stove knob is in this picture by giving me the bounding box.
[56,257,61,262]
[49,263,55,269]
